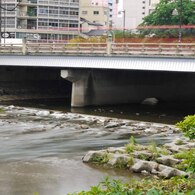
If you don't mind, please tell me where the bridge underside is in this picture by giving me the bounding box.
[61,69,195,107]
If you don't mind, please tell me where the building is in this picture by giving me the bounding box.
[0,0,80,42]
[112,0,160,30]
[80,0,109,32]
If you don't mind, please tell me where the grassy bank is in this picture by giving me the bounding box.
[69,177,195,195]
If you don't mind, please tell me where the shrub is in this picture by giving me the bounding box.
[174,149,195,173]
[176,115,195,140]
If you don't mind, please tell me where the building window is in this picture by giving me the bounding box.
[82,11,88,15]
[93,11,99,15]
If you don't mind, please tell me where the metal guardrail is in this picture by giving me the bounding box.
[1,42,195,57]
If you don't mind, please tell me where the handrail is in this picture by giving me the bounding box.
[0,42,195,57]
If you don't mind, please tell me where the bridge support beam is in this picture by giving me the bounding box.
[61,69,195,107]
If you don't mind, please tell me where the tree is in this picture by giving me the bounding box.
[142,0,195,26]
[139,0,195,37]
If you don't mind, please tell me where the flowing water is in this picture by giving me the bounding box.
[0,99,194,195]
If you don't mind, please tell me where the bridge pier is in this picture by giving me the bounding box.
[61,69,195,107]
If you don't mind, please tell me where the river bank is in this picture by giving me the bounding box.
[0,104,193,194]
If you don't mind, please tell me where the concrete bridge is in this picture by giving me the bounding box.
[0,53,194,107]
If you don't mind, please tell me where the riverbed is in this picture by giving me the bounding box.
[0,103,184,195]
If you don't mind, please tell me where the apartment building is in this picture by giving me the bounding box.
[1,0,80,42]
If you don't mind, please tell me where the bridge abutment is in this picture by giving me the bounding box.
[61,69,195,107]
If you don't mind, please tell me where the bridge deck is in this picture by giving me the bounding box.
[0,55,195,72]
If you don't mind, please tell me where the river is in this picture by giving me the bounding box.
[0,99,193,195]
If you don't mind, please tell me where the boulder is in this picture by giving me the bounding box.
[133,151,153,160]
[131,160,158,173]
[158,165,188,178]
[107,154,131,167]
[141,98,159,105]
[156,156,181,167]
[82,150,106,163]
[164,143,189,152]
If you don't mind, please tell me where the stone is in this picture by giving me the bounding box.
[144,128,158,134]
[82,150,106,163]
[131,160,158,173]
[36,110,50,117]
[133,151,153,160]
[141,97,159,105]
[107,154,130,167]
[156,156,181,167]
[164,143,189,152]
[80,124,89,129]
[107,147,126,154]
[158,165,188,178]
[105,122,125,128]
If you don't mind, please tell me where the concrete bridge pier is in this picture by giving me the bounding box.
[61,70,95,107]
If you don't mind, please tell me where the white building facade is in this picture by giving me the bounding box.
[1,0,80,42]
[112,0,160,30]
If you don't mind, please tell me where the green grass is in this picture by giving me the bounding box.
[68,177,195,195]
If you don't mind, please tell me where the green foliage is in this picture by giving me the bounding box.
[174,149,195,173]
[175,139,185,145]
[142,0,195,26]
[129,136,137,145]
[68,177,195,195]
[0,108,4,113]
[140,0,195,37]
[91,153,109,164]
[176,115,195,140]
[148,141,160,159]
[125,136,137,153]
[125,136,145,153]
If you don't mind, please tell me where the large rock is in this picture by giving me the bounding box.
[164,143,189,152]
[133,151,153,160]
[141,97,159,105]
[131,160,158,173]
[158,164,188,178]
[107,154,131,167]
[82,150,106,163]
[156,155,181,167]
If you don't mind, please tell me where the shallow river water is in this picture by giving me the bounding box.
[0,101,191,195]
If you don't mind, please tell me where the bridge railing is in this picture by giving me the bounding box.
[1,42,195,57]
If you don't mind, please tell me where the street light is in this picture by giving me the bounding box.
[118,10,126,40]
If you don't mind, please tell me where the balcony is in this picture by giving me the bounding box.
[17,10,37,17]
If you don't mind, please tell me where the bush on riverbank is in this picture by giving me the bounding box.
[68,177,195,195]
[176,115,195,140]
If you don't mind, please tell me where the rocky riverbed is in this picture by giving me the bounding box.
[83,137,195,179]
[0,104,192,194]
